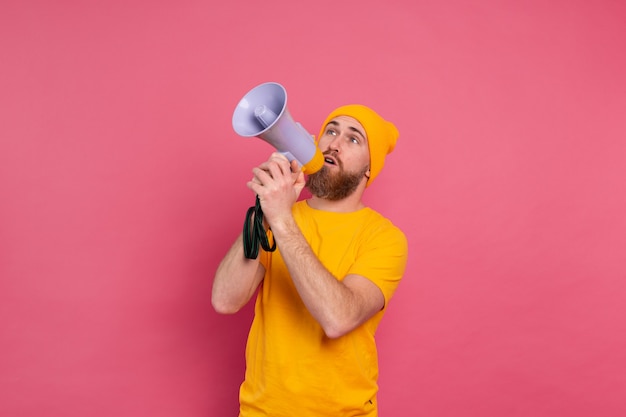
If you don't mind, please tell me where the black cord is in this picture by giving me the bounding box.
[243,195,276,259]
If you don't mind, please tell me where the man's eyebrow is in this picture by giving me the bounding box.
[348,126,366,140]
[325,121,366,140]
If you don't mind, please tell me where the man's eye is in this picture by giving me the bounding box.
[327,129,337,136]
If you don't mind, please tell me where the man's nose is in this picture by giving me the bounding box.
[328,135,342,152]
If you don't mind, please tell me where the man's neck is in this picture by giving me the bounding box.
[306,193,366,213]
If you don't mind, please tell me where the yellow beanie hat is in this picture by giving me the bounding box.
[317,104,399,186]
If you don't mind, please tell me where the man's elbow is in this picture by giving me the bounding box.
[322,303,382,339]
[211,294,242,315]
[323,327,347,339]
[322,319,357,339]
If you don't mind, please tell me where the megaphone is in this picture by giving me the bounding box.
[232,82,324,174]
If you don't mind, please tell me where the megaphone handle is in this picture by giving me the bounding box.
[279,151,299,168]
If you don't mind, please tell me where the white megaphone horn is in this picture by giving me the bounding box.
[232,82,324,174]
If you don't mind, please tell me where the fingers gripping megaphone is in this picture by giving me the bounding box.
[232,82,324,174]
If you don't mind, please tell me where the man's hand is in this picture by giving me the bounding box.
[247,153,305,229]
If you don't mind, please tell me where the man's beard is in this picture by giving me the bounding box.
[305,161,369,201]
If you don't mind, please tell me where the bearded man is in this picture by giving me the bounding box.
[212,104,408,417]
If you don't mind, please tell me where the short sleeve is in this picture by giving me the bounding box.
[349,220,408,306]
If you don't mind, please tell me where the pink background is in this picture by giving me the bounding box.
[1,1,625,416]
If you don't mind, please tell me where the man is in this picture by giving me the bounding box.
[212,104,408,416]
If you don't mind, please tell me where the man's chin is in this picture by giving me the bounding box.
[305,166,367,201]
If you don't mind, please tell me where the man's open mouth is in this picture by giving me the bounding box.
[324,154,338,166]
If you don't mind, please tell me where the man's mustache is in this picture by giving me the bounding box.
[322,150,343,169]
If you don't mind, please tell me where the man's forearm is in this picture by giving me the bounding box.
[270,217,366,338]
[212,233,264,314]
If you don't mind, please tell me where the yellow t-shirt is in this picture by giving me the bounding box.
[239,200,408,417]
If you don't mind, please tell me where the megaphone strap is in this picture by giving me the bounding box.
[243,195,276,259]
